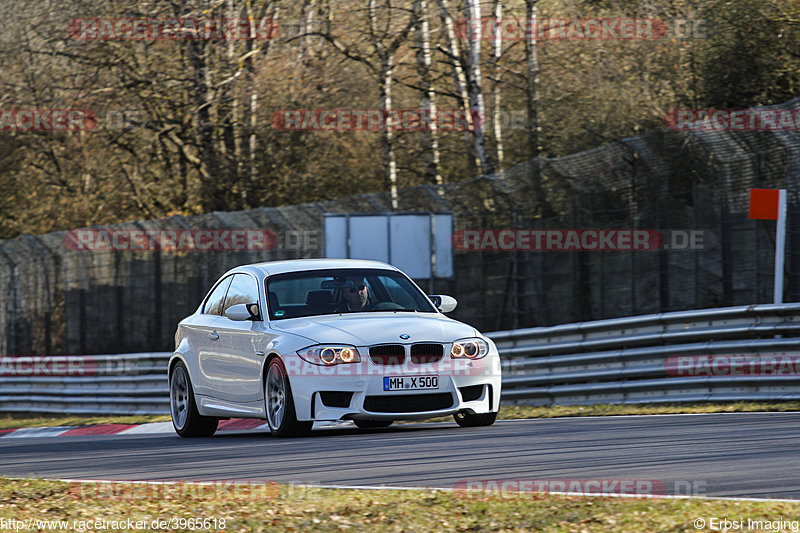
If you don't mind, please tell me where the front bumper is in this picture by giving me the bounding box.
[286,353,502,421]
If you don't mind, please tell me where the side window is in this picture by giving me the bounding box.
[222,274,260,316]
[203,276,234,316]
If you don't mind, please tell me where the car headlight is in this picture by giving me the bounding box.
[297,345,361,366]
[450,337,489,359]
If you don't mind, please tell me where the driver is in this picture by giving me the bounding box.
[338,277,373,312]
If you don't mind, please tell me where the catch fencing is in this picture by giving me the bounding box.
[3,98,800,355]
[1,303,799,415]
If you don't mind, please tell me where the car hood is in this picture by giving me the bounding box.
[269,312,478,346]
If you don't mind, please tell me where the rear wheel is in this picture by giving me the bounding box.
[265,358,312,437]
[353,419,393,429]
[453,411,497,428]
[170,361,218,437]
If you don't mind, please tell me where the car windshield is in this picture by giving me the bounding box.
[265,268,437,320]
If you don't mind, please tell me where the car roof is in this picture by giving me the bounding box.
[229,258,402,277]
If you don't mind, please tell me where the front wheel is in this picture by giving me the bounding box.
[170,361,218,437]
[265,358,312,437]
[454,411,497,428]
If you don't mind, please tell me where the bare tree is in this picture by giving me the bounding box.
[243,1,278,203]
[298,0,315,65]
[314,0,417,209]
[490,0,504,168]
[436,0,494,176]
[462,0,494,175]
[435,0,479,172]
[524,0,550,216]
[414,0,442,185]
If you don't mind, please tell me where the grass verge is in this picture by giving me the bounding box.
[496,401,800,420]
[1,402,799,430]
[0,478,797,532]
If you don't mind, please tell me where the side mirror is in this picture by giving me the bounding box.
[429,295,457,313]
[225,303,261,321]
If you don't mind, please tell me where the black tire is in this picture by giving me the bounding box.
[453,411,497,428]
[353,419,393,429]
[170,361,218,437]
[265,358,313,437]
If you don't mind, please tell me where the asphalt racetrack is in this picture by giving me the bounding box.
[0,413,797,500]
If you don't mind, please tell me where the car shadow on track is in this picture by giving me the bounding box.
[212,421,461,439]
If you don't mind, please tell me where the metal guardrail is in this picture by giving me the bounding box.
[490,303,800,405]
[2,303,800,415]
[0,353,170,415]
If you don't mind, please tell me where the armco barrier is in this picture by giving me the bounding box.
[0,353,170,415]
[2,304,800,415]
[492,303,800,405]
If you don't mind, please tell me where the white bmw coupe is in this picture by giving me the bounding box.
[169,259,501,437]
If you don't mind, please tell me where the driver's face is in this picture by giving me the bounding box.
[344,282,368,308]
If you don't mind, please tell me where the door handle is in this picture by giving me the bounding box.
[209,331,220,341]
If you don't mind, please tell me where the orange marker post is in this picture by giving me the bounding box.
[749,188,787,303]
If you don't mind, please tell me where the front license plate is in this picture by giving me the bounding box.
[383,375,439,391]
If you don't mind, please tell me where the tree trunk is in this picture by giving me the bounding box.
[435,0,479,173]
[241,1,277,206]
[187,39,221,210]
[379,55,399,210]
[463,0,494,176]
[414,0,442,186]
[368,0,411,210]
[490,0,504,168]
[298,0,314,65]
[525,0,551,217]
[226,0,243,201]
